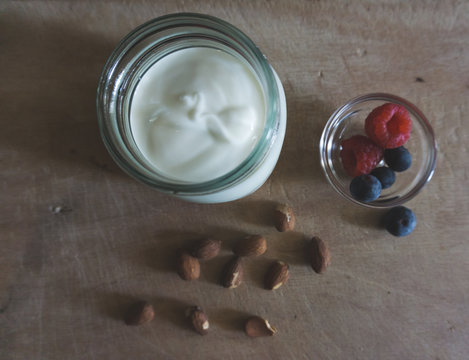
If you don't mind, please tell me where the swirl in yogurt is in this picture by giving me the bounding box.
[130,47,266,182]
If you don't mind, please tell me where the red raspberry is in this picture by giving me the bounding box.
[340,135,384,177]
[365,103,412,149]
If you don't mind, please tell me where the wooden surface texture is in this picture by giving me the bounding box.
[1,1,469,359]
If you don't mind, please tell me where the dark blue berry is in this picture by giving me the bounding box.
[349,174,382,202]
[384,206,417,237]
[370,167,396,189]
[384,146,412,172]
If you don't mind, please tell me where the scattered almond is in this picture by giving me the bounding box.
[244,316,277,337]
[273,204,295,232]
[186,306,209,335]
[233,235,267,257]
[176,251,200,280]
[124,301,155,326]
[221,256,244,288]
[310,236,330,274]
[190,238,221,260]
[264,260,289,290]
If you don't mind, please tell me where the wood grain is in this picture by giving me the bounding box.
[1,1,469,359]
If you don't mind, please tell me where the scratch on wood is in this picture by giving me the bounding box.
[73,253,87,283]
[356,48,367,57]
[279,182,292,203]
[37,279,45,358]
[267,179,272,198]
[0,291,12,314]
[49,205,73,214]
[88,156,113,172]
[341,54,357,84]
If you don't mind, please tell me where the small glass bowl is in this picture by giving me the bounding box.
[319,93,437,208]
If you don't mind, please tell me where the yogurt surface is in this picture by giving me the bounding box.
[130,47,266,182]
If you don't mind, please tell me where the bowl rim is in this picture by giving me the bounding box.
[319,92,437,209]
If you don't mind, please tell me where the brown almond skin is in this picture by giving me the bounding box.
[190,238,221,260]
[264,260,289,290]
[124,301,155,325]
[176,252,200,280]
[273,204,295,232]
[245,316,277,337]
[186,306,209,335]
[221,256,244,288]
[310,236,330,274]
[233,235,267,257]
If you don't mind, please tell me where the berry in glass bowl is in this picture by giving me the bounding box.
[319,93,437,208]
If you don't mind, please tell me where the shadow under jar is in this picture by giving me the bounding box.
[97,13,286,203]
[319,93,437,208]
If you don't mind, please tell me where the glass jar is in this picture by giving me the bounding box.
[97,13,287,203]
[319,93,437,208]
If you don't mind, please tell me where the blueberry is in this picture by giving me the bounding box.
[370,167,396,189]
[384,146,412,172]
[349,174,382,202]
[384,206,417,237]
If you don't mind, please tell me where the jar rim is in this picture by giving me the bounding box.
[97,13,281,195]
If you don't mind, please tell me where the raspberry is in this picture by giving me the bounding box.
[340,135,384,177]
[365,103,412,149]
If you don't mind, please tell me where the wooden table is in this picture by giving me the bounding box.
[1,1,468,359]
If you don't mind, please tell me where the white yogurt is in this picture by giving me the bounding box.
[130,47,266,183]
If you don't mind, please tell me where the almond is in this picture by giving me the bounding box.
[221,256,243,288]
[244,316,277,337]
[264,260,289,290]
[190,238,222,260]
[124,301,155,325]
[310,236,330,274]
[176,251,200,280]
[233,235,267,257]
[273,204,295,232]
[186,306,209,335]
